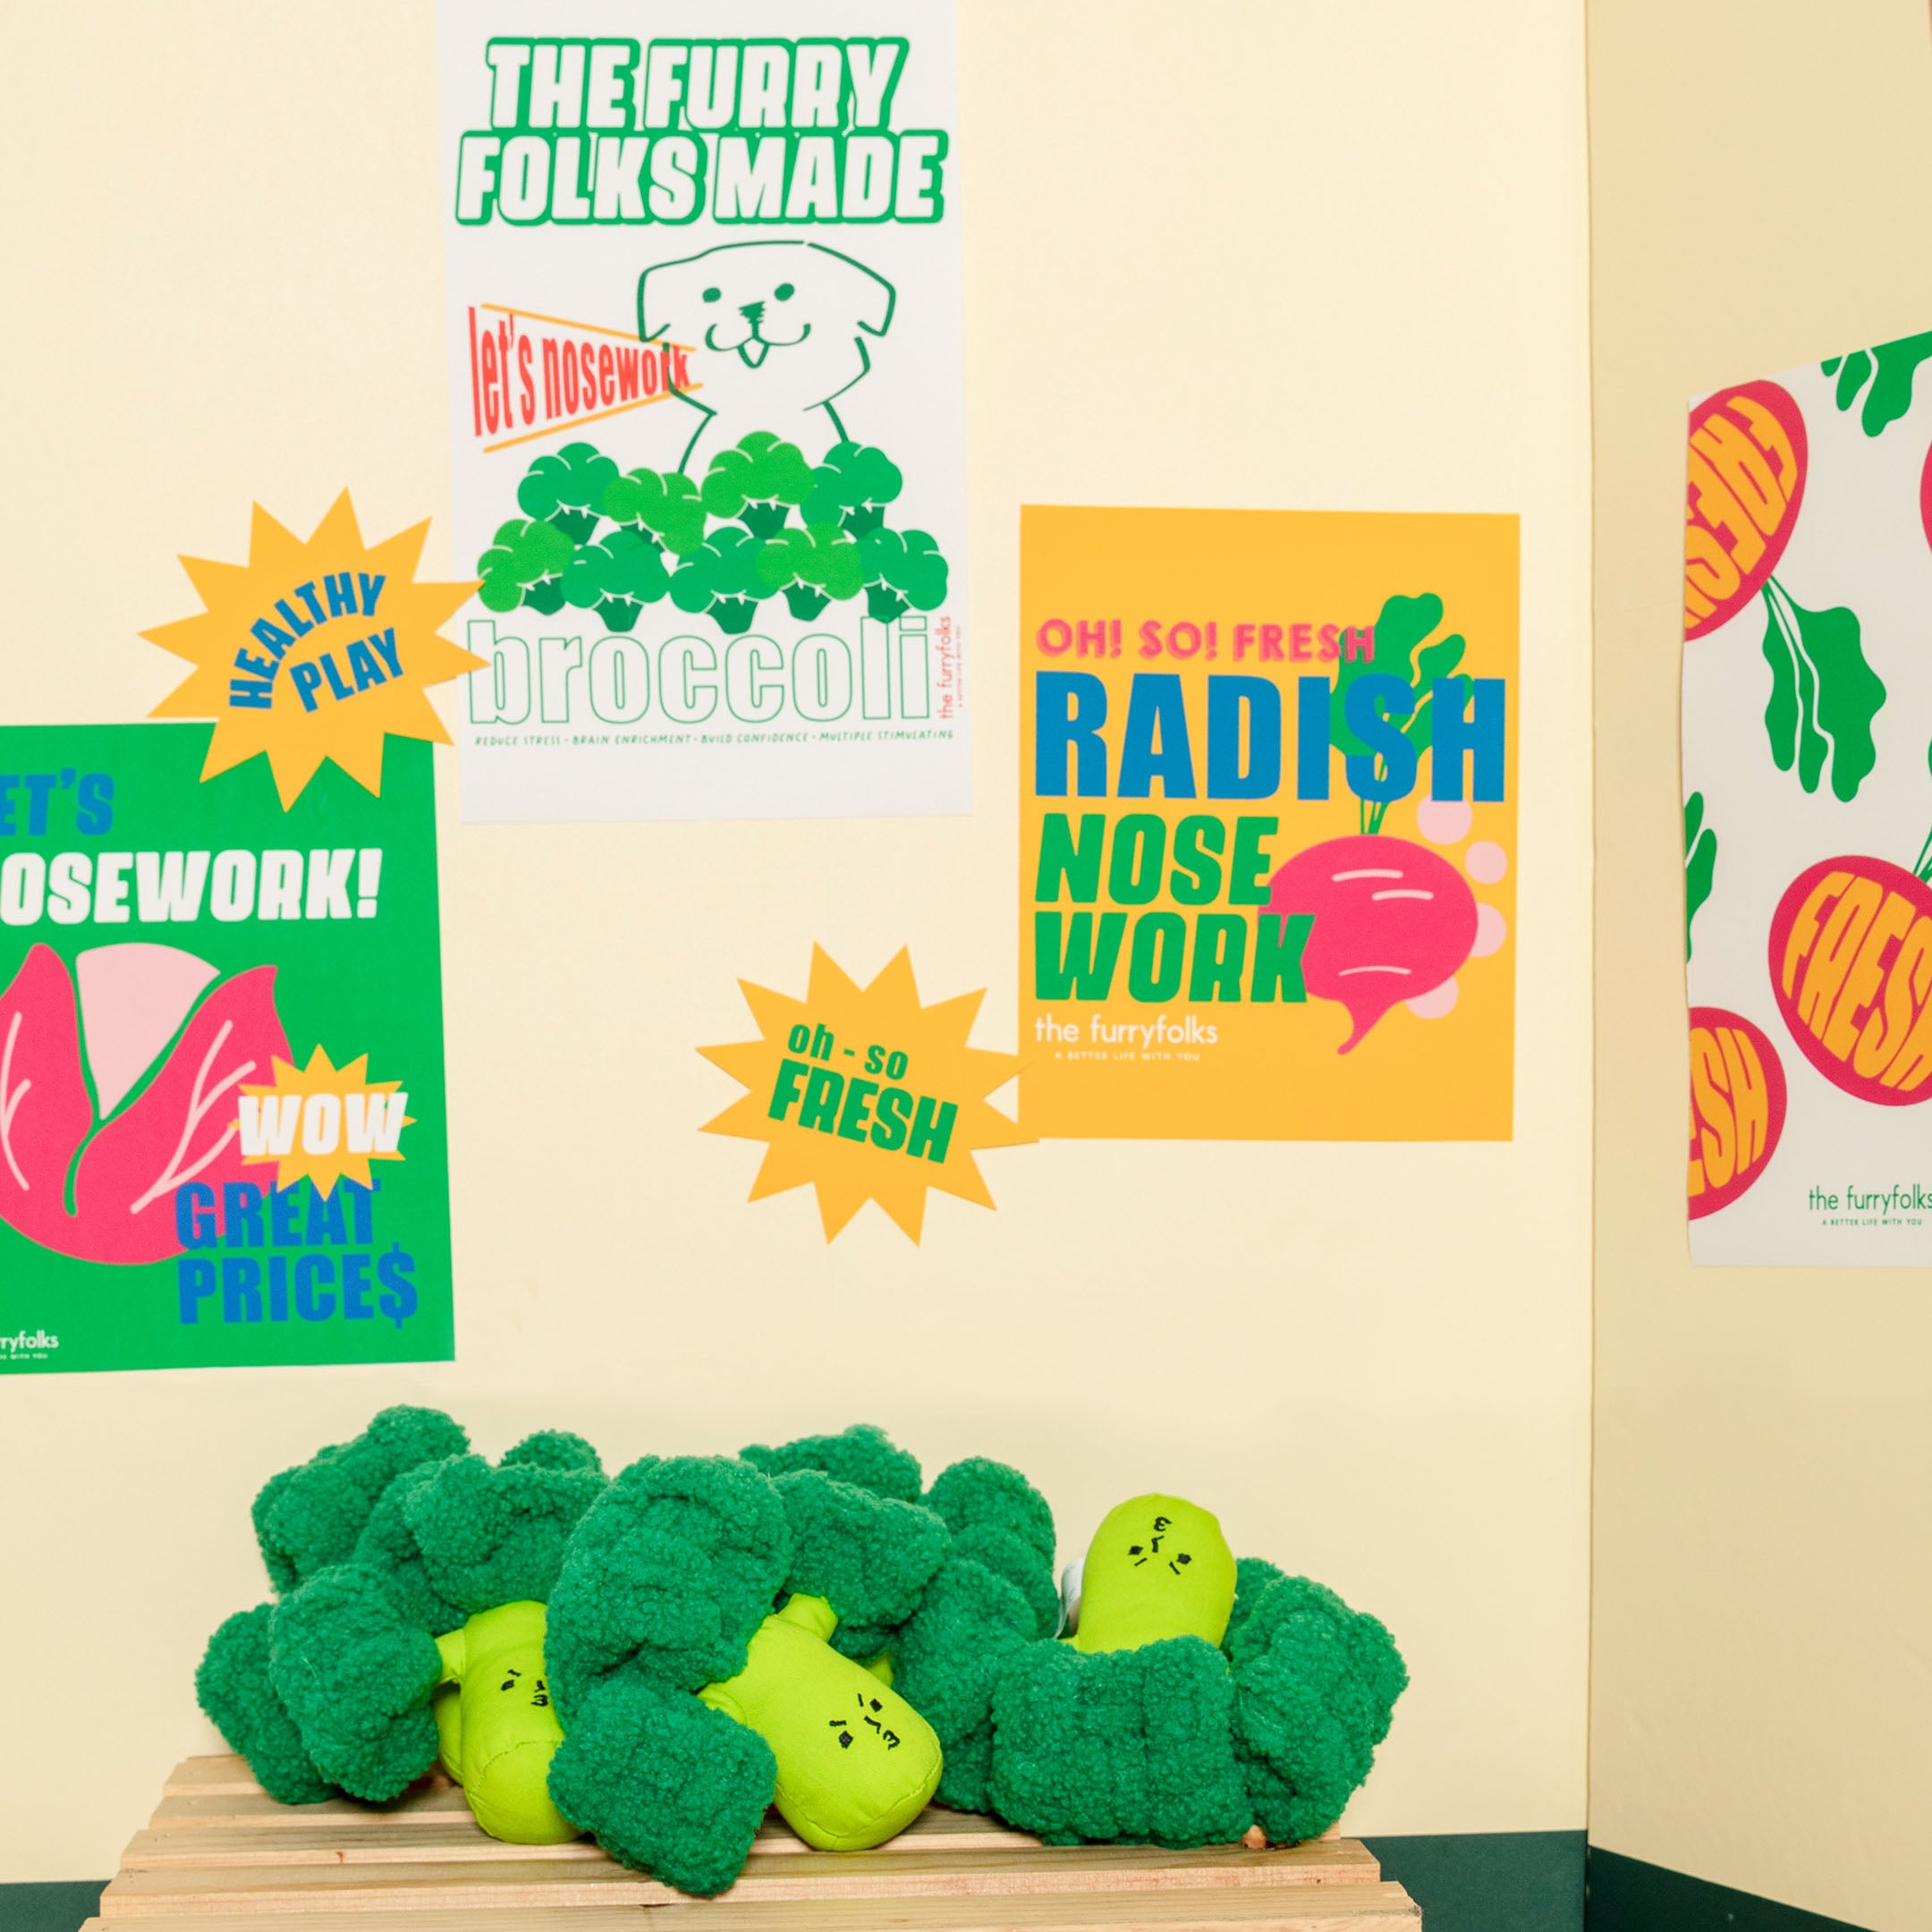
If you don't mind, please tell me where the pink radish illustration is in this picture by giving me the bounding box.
[1267,835,1479,1053]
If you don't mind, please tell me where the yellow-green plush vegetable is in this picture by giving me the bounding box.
[699,1594,941,1852]
[699,1591,938,1846]
[1071,1494,1237,1653]
[432,1600,575,1843]
[985,1491,1407,1850]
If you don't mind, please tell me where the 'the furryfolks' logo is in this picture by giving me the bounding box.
[0,1328,59,1357]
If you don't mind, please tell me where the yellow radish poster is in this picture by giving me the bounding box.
[1019,506,1518,1141]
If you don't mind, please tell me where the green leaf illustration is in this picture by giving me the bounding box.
[1683,792,1717,961]
[1330,593,1471,832]
[1821,331,1932,436]
[1759,579,1885,802]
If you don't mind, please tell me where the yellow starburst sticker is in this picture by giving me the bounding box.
[700,947,1032,1241]
[239,1045,413,1199]
[145,492,484,806]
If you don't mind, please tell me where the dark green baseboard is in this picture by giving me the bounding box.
[1587,1846,1872,1930]
[1364,1830,1586,1930]
[1,1880,106,1932]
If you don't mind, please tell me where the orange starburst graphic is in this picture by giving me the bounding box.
[145,492,483,806]
[700,947,1032,1242]
[239,1045,412,1199]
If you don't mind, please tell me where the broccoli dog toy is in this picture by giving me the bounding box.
[195,1405,470,1805]
[542,1424,1058,1894]
[542,1446,951,1894]
[267,1426,606,1842]
[982,1493,1406,1848]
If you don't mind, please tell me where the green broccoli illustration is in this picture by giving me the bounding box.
[1684,792,1717,961]
[518,443,622,543]
[603,467,708,556]
[477,518,576,616]
[858,529,949,623]
[757,524,866,620]
[562,530,673,634]
[669,528,778,635]
[805,442,904,537]
[486,436,948,638]
[700,432,817,538]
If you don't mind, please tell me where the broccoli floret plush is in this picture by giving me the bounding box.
[740,1421,924,1504]
[196,1605,334,1805]
[267,1428,606,1841]
[1228,1575,1407,1844]
[545,1442,955,1895]
[978,1494,1406,1848]
[874,1456,1059,1814]
[988,1636,1253,1847]
[196,1406,468,1803]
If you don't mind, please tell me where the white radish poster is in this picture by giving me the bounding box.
[1683,331,1932,1264]
[438,2,970,823]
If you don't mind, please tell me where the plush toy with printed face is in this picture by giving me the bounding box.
[266,1428,606,1843]
[974,1492,1407,1850]
[195,1410,606,1844]
[543,1424,1057,1895]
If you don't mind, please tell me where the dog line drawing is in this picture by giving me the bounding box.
[639,241,895,473]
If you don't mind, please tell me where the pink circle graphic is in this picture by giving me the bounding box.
[1415,799,1473,846]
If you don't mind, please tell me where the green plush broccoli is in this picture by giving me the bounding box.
[603,466,708,556]
[733,1426,1059,1814]
[740,1420,925,1504]
[805,442,903,537]
[700,432,817,538]
[543,1449,947,1893]
[265,1428,606,1842]
[880,1456,1060,1812]
[195,1406,470,1804]
[981,1494,1406,1847]
[546,1428,1025,1895]
[519,443,622,542]
[858,528,949,623]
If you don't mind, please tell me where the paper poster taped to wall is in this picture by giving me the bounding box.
[0,724,454,1373]
[1684,334,1932,1265]
[1019,507,1519,1140]
[438,3,970,823]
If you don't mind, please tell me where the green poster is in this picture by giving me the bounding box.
[0,724,453,1373]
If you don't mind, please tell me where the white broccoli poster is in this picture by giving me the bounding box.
[1682,332,1932,1264]
[438,3,970,822]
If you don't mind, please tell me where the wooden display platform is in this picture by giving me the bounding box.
[83,1756,1421,1930]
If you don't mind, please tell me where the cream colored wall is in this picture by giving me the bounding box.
[0,0,1594,1884]
[1588,2,1932,1927]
